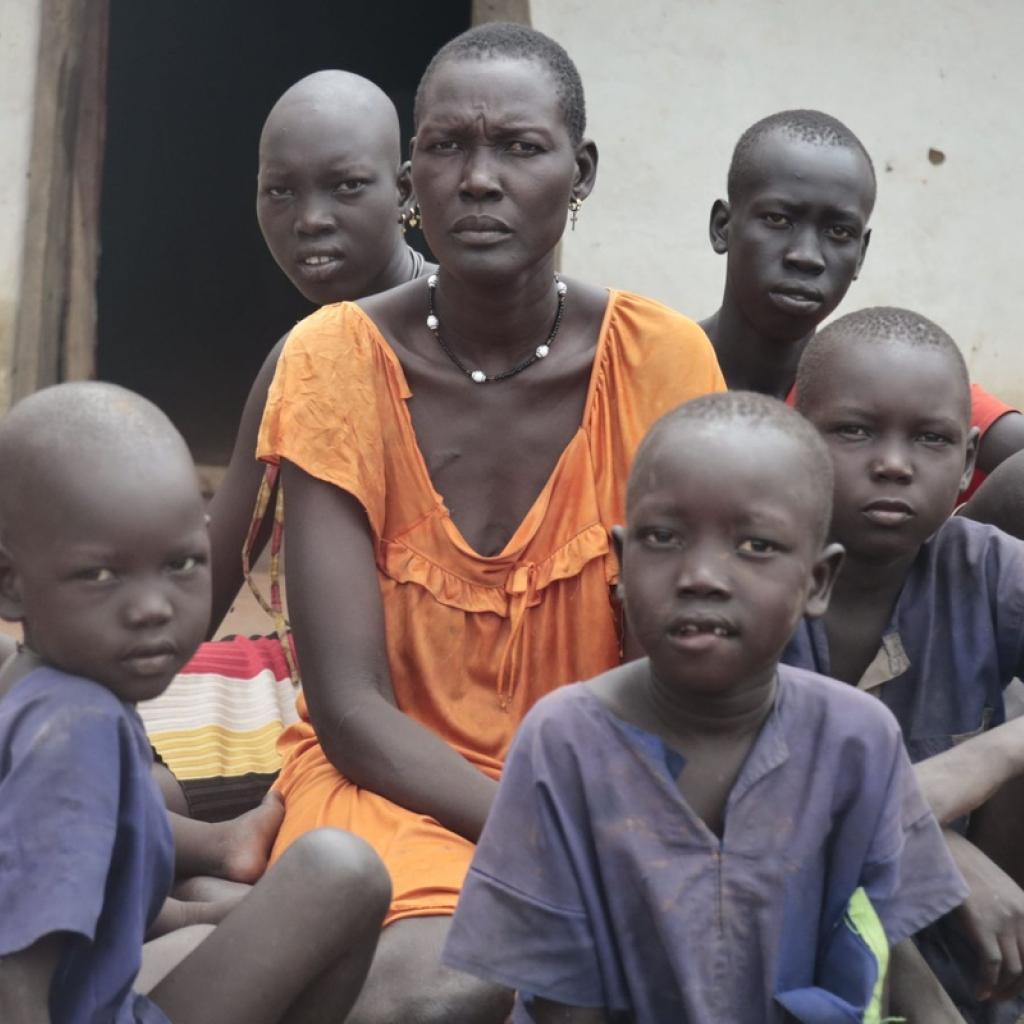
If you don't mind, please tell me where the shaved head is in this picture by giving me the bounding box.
[260,70,401,167]
[630,391,834,545]
[0,382,197,547]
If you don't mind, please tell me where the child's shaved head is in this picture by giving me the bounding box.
[0,382,210,700]
[0,382,196,546]
[630,391,834,545]
[795,307,971,421]
[728,109,876,210]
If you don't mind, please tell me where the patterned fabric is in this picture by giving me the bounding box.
[139,634,296,821]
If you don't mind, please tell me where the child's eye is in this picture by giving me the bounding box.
[263,186,292,199]
[167,554,205,574]
[75,567,115,583]
[836,424,870,440]
[918,431,951,446]
[737,538,779,556]
[638,527,678,548]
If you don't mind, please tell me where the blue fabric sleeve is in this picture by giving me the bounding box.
[0,700,122,957]
[860,729,968,944]
[989,527,1024,684]
[443,698,605,1008]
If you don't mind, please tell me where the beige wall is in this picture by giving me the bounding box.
[534,0,1024,406]
[0,0,42,411]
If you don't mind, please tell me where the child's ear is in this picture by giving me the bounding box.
[611,525,626,603]
[396,159,413,208]
[804,542,845,619]
[961,426,981,493]
[709,199,730,254]
[0,543,25,623]
[852,228,872,281]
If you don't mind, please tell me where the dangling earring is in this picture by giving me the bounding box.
[569,195,583,231]
[400,203,421,233]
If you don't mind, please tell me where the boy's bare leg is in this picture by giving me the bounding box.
[173,876,252,903]
[148,828,390,1024]
[346,917,513,1024]
[888,938,967,1023]
[138,924,216,992]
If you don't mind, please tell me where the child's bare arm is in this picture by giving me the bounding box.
[946,829,1024,1001]
[888,937,966,1022]
[526,997,609,1023]
[0,933,62,1023]
[282,461,497,842]
[914,716,1024,824]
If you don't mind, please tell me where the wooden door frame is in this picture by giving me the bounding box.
[12,0,108,401]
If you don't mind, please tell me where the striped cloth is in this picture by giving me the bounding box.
[139,634,298,821]
[142,466,300,821]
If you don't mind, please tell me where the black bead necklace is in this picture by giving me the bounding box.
[426,272,568,384]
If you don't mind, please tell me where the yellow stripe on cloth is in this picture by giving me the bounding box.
[844,887,891,1024]
[147,722,287,780]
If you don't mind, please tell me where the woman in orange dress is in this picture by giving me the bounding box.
[257,23,724,1023]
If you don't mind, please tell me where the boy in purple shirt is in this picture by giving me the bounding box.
[787,307,1024,1022]
[0,382,390,1023]
[444,391,966,1023]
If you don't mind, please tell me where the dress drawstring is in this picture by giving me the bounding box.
[496,563,539,711]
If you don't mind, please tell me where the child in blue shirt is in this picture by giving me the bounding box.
[788,307,1024,1021]
[444,391,965,1023]
[0,382,390,1023]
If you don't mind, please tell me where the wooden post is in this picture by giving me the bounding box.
[11,0,108,400]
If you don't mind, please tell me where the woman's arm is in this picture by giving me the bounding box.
[282,460,497,841]
[0,933,61,1024]
[205,335,288,636]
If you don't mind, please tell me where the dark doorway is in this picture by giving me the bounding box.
[97,0,470,464]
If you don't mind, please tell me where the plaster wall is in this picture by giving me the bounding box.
[533,0,1024,406]
[0,0,42,411]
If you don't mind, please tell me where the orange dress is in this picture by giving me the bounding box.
[256,290,725,924]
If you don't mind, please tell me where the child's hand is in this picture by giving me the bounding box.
[948,830,1024,1001]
